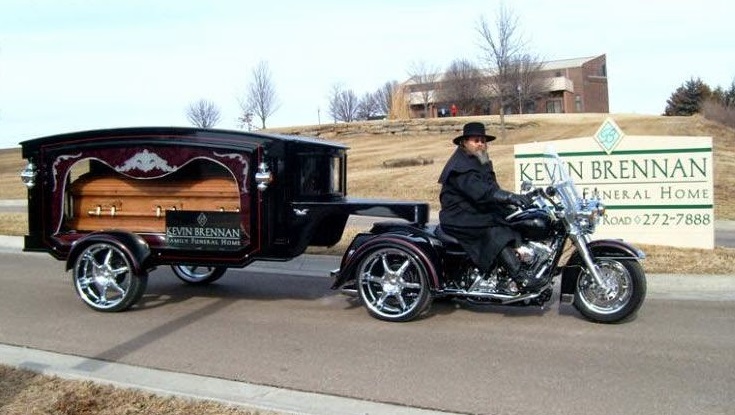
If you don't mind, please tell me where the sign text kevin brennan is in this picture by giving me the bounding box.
[514,118,713,249]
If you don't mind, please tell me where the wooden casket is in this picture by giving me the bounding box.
[67,174,241,233]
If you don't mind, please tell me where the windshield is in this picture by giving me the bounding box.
[544,145,580,216]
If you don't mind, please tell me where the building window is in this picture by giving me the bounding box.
[546,100,563,113]
[575,96,582,112]
[600,64,607,77]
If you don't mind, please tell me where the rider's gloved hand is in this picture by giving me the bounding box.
[493,189,533,209]
[508,193,533,209]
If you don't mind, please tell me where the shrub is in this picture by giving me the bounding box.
[702,99,735,129]
[382,156,434,168]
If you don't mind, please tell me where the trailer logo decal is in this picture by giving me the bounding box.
[166,211,242,250]
[116,149,176,174]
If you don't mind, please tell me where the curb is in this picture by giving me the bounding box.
[0,344,457,415]
[0,235,23,251]
[0,199,26,207]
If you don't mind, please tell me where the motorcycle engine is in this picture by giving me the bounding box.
[516,241,553,273]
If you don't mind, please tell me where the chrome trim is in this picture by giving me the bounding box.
[340,287,358,297]
[294,208,309,217]
[20,162,37,189]
[571,234,608,288]
[441,282,552,304]
[255,162,273,191]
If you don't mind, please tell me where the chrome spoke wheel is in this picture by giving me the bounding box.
[73,243,146,312]
[171,265,227,285]
[357,246,431,322]
[574,258,646,323]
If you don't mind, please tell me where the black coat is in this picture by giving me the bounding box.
[438,148,519,271]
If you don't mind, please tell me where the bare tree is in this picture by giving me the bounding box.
[477,4,541,137]
[241,61,279,129]
[407,61,442,118]
[507,54,546,114]
[327,84,359,122]
[375,80,398,116]
[357,91,381,120]
[437,59,486,115]
[186,99,221,128]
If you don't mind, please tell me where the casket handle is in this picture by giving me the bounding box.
[88,205,102,216]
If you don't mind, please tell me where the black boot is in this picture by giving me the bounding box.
[498,246,543,291]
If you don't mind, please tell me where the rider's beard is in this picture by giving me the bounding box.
[474,149,490,165]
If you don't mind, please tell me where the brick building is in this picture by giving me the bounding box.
[403,54,609,118]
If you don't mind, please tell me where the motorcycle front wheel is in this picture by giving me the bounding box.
[574,258,646,323]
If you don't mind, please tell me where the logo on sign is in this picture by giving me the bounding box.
[594,118,625,154]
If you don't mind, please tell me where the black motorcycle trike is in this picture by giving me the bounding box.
[331,149,646,323]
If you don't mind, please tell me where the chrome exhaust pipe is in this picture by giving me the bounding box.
[341,287,358,297]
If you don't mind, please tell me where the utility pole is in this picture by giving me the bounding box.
[517,84,522,115]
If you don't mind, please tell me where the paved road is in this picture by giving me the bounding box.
[1,249,734,415]
[715,220,735,247]
[0,199,25,213]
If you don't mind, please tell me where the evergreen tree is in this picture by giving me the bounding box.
[664,77,711,116]
[724,79,735,107]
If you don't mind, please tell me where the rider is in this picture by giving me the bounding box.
[437,122,540,291]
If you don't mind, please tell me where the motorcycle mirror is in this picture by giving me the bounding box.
[520,180,532,192]
[545,186,557,197]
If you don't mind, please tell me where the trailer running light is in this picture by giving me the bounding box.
[21,162,37,189]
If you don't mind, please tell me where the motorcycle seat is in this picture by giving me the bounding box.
[433,225,461,246]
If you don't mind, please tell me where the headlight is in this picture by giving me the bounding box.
[583,200,605,226]
[576,207,601,233]
[578,217,591,231]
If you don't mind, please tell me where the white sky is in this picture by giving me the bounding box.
[1,0,733,149]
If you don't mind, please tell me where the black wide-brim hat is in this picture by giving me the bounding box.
[453,122,497,144]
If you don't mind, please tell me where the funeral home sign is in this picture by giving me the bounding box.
[514,118,714,249]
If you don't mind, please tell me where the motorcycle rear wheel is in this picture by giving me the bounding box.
[356,245,432,322]
[574,258,646,323]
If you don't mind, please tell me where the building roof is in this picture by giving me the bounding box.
[541,55,602,71]
[402,54,605,86]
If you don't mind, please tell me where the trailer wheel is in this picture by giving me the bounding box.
[72,242,147,312]
[171,265,227,285]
